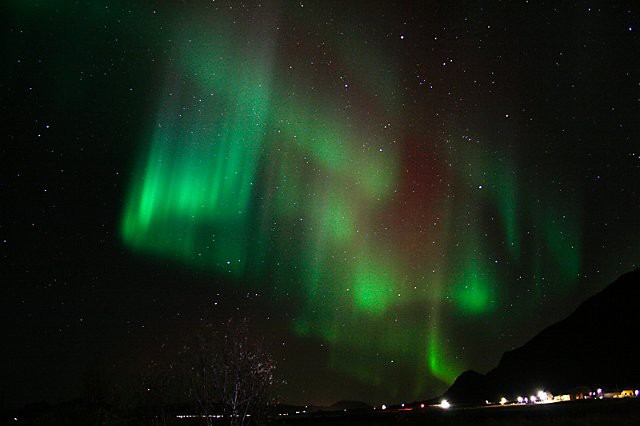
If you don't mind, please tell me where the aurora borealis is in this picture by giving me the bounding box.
[3,0,639,409]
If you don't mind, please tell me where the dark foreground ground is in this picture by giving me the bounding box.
[275,399,640,426]
[4,398,640,425]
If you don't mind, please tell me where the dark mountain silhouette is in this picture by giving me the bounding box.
[443,370,489,405]
[444,268,640,403]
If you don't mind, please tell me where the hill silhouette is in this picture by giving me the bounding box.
[445,268,640,403]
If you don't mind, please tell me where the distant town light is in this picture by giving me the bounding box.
[500,397,508,405]
[440,399,451,409]
[517,396,524,403]
[530,396,537,403]
[420,403,425,409]
[597,388,603,394]
[537,390,549,401]
[381,404,387,410]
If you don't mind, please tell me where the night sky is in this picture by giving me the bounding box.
[2,0,639,410]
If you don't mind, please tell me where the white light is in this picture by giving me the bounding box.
[440,399,451,409]
[530,396,537,403]
[597,388,602,394]
[517,396,523,403]
[537,391,548,401]
[381,404,387,410]
[420,403,425,409]
[500,397,508,405]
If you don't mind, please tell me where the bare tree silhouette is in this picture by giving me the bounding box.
[187,317,276,426]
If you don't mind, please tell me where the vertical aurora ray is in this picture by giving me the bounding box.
[529,195,582,286]
[121,11,276,275]
[491,159,520,259]
[426,326,462,385]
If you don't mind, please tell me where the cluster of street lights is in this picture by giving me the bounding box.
[377,386,640,415]
[504,390,553,405]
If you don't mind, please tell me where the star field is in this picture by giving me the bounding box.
[2,0,639,409]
